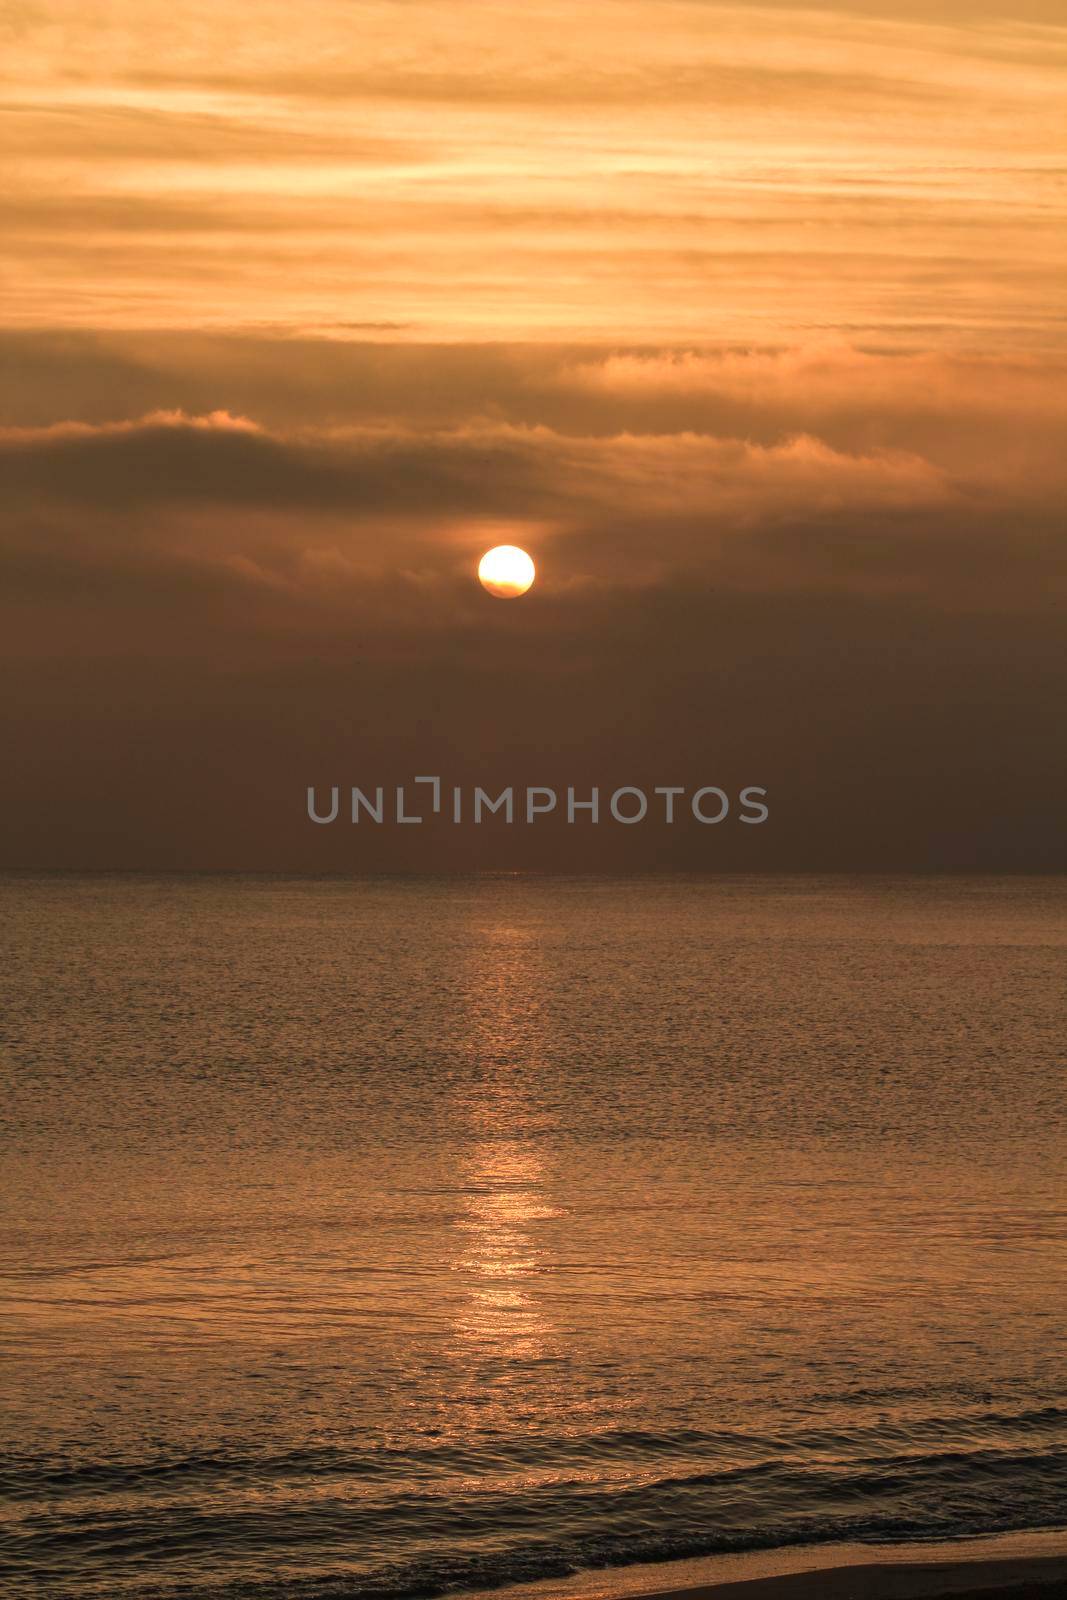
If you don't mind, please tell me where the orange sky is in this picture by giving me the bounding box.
[5,0,1066,345]
[1,1,1065,870]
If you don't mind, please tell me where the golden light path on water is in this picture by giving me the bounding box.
[454,915,560,1366]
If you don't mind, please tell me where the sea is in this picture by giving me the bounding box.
[1,874,1065,1599]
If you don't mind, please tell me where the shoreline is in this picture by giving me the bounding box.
[583,1557,1067,1600]
[463,1533,1067,1600]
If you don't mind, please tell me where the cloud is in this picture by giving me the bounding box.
[5,2,1065,340]
[551,344,1067,493]
[558,343,1067,421]
[5,331,1062,484]
[0,380,1060,631]
[0,408,260,442]
[0,407,951,516]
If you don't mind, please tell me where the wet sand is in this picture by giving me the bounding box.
[606,1556,1067,1600]
[494,1538,1067,1600]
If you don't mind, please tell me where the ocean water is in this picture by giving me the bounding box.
[1,874,1065,1600]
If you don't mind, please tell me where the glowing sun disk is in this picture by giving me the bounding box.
[478,545,536,598]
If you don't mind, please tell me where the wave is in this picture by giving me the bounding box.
[3,1408,1066,1599]
[4,1405,1063,1500]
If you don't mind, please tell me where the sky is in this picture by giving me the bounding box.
[1,0,1065,870]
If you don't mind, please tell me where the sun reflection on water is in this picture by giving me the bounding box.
[451,916,563,1362]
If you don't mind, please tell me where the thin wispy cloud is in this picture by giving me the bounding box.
[4,1,1065,342]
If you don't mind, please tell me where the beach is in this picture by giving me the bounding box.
[501,1537,1067,1600]
[608,1558,1067,1599]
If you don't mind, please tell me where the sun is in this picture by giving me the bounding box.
[478,545,536,599]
